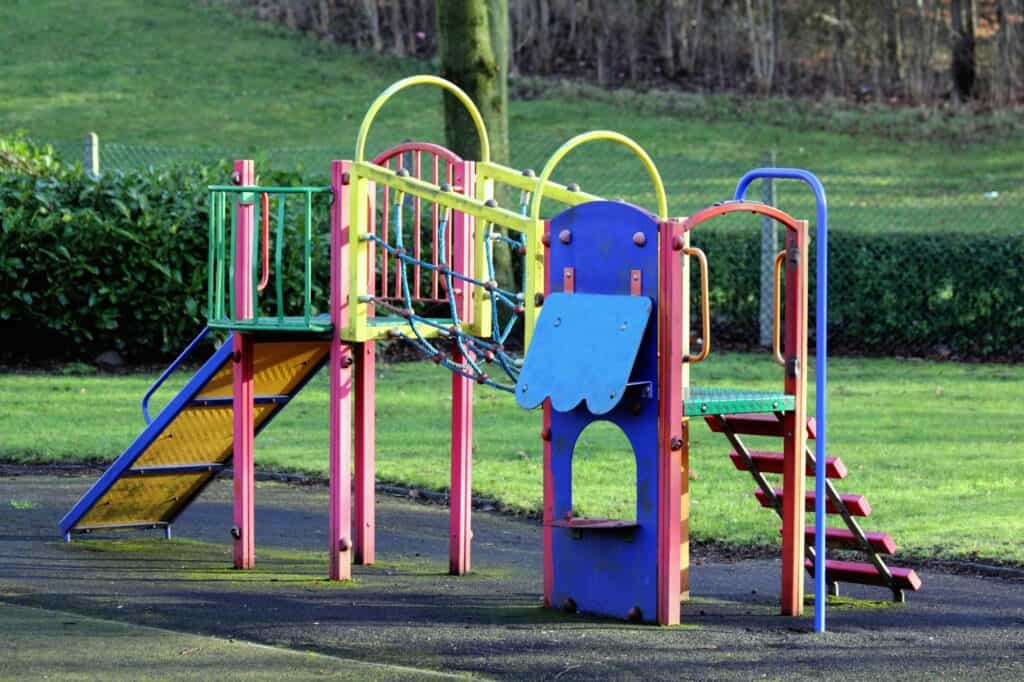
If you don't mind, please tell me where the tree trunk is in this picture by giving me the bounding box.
[951,0,977,100]
[881,0,903,91]
[437,0,512,285]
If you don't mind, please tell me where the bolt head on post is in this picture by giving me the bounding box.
[558,229,572,245]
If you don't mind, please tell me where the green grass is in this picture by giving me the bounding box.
[1,354,1021,564]
[1,0,1022,233]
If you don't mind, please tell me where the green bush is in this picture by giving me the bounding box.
[1,136,1021,362]
[0,136,329,361]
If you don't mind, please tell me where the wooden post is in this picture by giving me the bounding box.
[84,132,99,177]
[657,219,685,626]
[231,159,255,570]
[449,160,475,575]
[329,160,354,580]
[780,220,810,615]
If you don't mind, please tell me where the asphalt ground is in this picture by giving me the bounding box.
[1,470,1022,680]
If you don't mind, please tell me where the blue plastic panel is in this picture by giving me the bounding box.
[516,293,652,415]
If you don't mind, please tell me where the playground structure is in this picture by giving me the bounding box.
[59,76,920,631]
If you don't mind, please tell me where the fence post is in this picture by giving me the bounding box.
[758,150,777,347]
[84,132,99,177]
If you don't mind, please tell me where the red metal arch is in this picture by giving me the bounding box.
[372,141,463,168]
[681,201,804,234]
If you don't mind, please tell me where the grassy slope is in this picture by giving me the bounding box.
[0,1,1021,563]
[2,355,1021,564]
[1,0,1022,231]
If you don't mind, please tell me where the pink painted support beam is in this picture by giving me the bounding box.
[656,219,685,625]
[329,160,353,580]
[232,159,256,570]
[353,340,376,565]
[448,160,475,575]
[541,221,554,606]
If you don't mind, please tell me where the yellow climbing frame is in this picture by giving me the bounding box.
[343,75,668,347]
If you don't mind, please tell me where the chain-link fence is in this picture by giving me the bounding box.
[42,134,1024,361]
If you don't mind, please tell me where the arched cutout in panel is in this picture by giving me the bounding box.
[571,420,637,523]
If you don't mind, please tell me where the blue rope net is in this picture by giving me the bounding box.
[361,186,529,392]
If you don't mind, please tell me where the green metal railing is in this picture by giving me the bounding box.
[207,185,332,333]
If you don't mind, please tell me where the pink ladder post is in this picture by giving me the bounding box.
[232,159,256,570]
[541,221,554,606]
[353,340,376,564]
[329,160,354,580]
[656,219,686,625]
[353,183,377,565]
[448,160,475,575]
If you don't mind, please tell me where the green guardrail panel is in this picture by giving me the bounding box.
[683,387,794,417]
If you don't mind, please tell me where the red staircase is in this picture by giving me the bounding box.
[707,413,921,601]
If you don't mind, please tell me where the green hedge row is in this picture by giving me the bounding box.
[0,137,328,361]
[2,137,1021,362]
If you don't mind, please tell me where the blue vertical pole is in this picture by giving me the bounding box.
[734,168,828,633]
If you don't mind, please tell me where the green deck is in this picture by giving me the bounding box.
[208,316,333,334]
[683,387,794,416]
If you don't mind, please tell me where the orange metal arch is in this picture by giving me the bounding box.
[681,201,803,234]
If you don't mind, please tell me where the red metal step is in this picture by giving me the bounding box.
[804,526,897,554]
[806,559,922,591]
[755,488,872,516]
[706,414,817,439]
[730,450,848,479]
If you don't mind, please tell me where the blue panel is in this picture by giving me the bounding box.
[516,293,651,415]
[541,201,664,623]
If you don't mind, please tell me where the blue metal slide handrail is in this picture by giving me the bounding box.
[734,168,829,634]
[141,327,212,424]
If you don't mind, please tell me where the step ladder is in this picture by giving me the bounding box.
[707,412,922,602]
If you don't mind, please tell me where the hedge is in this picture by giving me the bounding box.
[2,137,1021,362]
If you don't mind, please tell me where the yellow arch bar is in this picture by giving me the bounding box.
[530,130,668,220]
[354,75,491,163]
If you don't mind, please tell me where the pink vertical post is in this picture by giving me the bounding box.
[353,185,377,566]
[656,219,685,625]
[541,221,554,606]
[329,160,353,580]
[353,340,376,564]
[232,159,256,570]
[448,160,475,575]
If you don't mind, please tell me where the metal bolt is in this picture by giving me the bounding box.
[609,391,616,399]
[484,198,498,208]
[522,168,536,177]
[541,233,551,247]
[396,167,410,177]
[534,293,545,307]
[627,606,643,621]
[341,171,350,186]
[338,537,350,551]
[632,231,647,246]
[340,356,354,368]
[230,526,241,539]
[440,182,452,192]
[558,229,572,244]
[232,351,242,363]
[230,171,242,185]
[620,322,628,331]
[553,317,561,327]
[562,598,578,614]
[541,428,551,442]
[670,437,684,451]
[520,383,528,392]
[566,183,580,192]
[671,235,686,251]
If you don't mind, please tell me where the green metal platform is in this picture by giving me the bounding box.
[683,387,794,417]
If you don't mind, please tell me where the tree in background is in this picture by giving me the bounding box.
[951,0,978,100]
[436,0,513,287]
